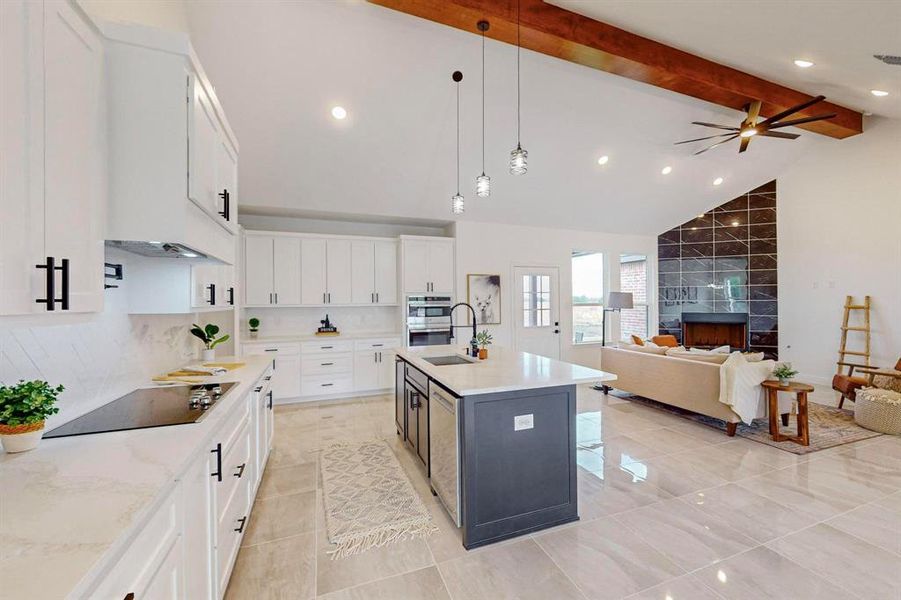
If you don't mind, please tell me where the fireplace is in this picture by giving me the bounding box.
[682,312,748,350]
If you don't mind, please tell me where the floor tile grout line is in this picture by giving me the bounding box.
[529,535,593,600]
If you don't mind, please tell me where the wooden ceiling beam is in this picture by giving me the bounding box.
[367,0,863,138]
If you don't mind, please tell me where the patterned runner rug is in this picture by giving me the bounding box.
[613,392,883,455]
[320,440,438,558]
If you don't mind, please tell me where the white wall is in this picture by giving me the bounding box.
[778,116,901,384]
[452,221,658,368]
[77,0,189,32]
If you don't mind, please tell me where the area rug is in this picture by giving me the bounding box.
[612,392,883,455]
[320,440,438,558]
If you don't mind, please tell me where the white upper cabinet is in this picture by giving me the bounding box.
[272,237,301,305]
[244,235,300,306]
[216,137,239,231]
[188,80,220,219]
[326,239,352,305]
[351,241,376,304]
[0,0,105,315]
[374,241,399,304]
[402,237,455,295]
[300,239,327,305]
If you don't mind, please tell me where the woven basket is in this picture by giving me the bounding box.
[854,388,901,434]
[0,421,44,435]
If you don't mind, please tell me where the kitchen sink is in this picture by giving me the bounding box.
[423,355,477,366]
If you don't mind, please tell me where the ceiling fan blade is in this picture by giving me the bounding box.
[691,121,740,131]
[767,113,837,129]
[675,132,737,145]
[693,134,739,155]
[743,100,762,127]
[758,130,801,139]
[758,95,826,127]
[739,135,752,153]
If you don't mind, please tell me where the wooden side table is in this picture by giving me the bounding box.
[761,380,815,446]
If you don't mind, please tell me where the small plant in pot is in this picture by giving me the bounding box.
[476,329,493,360]
[773,364,799,386]
[248,317,260,339]
[0,380,63,453]
[191,323,230,362]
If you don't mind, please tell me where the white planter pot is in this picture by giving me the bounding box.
[202,349,215,362]
[0,426,44,453]
[779,378,791,386]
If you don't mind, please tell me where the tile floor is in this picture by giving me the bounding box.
[225,385,901,600]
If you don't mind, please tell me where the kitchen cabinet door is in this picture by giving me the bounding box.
[353,351,379,391]
[350,241,375,304]
[244,236,273,305]
[189,78,219,218]
[300,238,327,305]
[374,241,398,304]
[215,136,238,232]
[42,0,105,313]
[377,349,397,388]
[182,451,214,600]
[326,239,352,304]
[191,264,221,309]
[428,241,455,294]
[395,362,406,437]
[273,237,301,305]
[219,264,236,308]
[141,535,185,600]
[272,355,301,400]
[416,391,429,470]
[402,240,429,293]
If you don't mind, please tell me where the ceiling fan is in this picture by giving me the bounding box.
[676,95,837,155]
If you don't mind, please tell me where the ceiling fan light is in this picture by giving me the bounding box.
[452,193,465,214]
[740,128,758,138]
[661,166,672,175]
[510,144,528,175]
[793,59,814,68]
[476,173,491,197]
[713,177,724,186]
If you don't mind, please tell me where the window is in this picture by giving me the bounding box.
[522,274,551,327]
[619,253,649,341]
[572,251,604,343]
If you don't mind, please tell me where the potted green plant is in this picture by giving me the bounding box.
[248,317,260,339]
[476,329,493,360]
[191,323,230,362]
[0,380,63,453]
[773,363,799,386]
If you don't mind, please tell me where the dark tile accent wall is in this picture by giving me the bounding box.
[657,180,778,358]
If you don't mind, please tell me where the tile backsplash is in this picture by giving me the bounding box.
[239,306,402,337]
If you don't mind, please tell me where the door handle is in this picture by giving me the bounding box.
[234,516,247,533]
[323,292,326,304]
[228,287,235,305]
[274,292,278,304]
[35,256,56,311]
[218,189,230,221]
[211,443,222,481]
[207,283,216,305]
[328,292,331,303]
[59,258,70,310]
[376,292,379,303]
[267,390,273,409]
[234,462,246,478]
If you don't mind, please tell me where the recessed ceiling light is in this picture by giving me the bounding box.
[661,166,672,175]
[331,106,348,119]
[731,220,740,227]
[713,177,724,186]
[870,89,889,97]
[717,570,728,584]
[793,59,814,68]
[697,213,705,218]
[597,155,609,166]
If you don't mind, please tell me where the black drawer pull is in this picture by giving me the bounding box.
[264,375,272,381]
[234,462,246,478]
[207,283,216,305]
[321,362,334,366]
[211,443,222,482]
[321,383,334,387]
[264,348,278,352]
[372,344,383,347]
[321,346,333,349]
[254,385,263,392]
[235,516,247,533]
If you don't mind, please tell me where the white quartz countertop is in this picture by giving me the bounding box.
[242,331,403,344]
[396,345,616,397]
[0,356,272,600]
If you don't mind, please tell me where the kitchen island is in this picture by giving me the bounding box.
[394,344,616,549]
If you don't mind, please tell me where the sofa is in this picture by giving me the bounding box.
[600,346,743,435]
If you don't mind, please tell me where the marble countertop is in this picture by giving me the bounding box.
[0,356,272,600]
[396,345,616,397]
[242,331,403,344]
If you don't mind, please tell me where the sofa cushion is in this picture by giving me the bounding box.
[651,335,679,347]
[667,349,730,364]
[621,343,668,355]
[742,352,766,363]
[630,335,645,346]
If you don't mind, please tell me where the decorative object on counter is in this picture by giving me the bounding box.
[451,70,465,214]
[0,380,63,453]
[601,291,633,347]
[316,314,339,336]
[190,323,230,362]
[772,363,799,386]
[467,274,501,324]
[476,329,493,360]
[320,440,438,559]
[248,317,260,338]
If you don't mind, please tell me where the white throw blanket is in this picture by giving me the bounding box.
[719,352,789,424]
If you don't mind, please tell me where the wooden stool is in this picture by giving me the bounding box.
[761,380,815,446]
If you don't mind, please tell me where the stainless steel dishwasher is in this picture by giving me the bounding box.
[429,386,461,527]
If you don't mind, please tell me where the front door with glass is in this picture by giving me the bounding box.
[513,267,560,359]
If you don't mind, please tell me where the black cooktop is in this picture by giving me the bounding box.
[43,382,237,439]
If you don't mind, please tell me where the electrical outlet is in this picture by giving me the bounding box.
[514,414,534,431]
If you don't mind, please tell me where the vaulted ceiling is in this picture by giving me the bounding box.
[184,1,880,236]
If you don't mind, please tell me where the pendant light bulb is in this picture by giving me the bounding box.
[476,173,491,197]
[510,0,527,175]
[452,194,465,214]
[510,144,527,175]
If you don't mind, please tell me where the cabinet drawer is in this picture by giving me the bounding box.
[354,338,401,352]
[301,340,354,355]
[216,421,251,519]
[301,354,353,375]
[404,361,430,395]
[217,475,250,593]
[243,342,301,357]
[301,375,353,396]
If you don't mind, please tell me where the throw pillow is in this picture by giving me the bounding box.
[630,335,644,346]
[651,334,679,347]
[874,373,901,394]
[676,351,730,365]
[664,346,687,356]
[742,352,766,362]
[621,343,668,355]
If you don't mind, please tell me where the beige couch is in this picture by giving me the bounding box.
[600,346,741,435]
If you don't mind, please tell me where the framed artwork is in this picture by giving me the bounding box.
[467,274,501,325]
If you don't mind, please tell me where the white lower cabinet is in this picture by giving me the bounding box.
[353,338,399,392]
[87,366,274,600]
[243,343,302,400]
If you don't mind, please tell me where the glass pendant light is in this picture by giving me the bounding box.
[476,21,491,197]
[509,0,527,175]
[451,71,465,214]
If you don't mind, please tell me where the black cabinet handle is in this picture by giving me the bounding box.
[211,443,222,482]
[59,258,69,310]
[35,256,56,311]
[264,375,272,381]
[228,286,235,305]
[218,189,230,221]
[409,391,419,409]
[234,516,247,533]
[267,390,273,409]
[234,462,246,478]
[321,346,333,349]
[124,594,135,600]
[321,362,334,366]
[372,343,384,347]
[254,385,263,393]
[264,348,278,352]
[207,283,216,305]
[321,383,334,387]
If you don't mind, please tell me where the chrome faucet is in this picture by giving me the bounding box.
[448,302,479,356]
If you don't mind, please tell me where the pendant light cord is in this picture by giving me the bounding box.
[516,0,521,145]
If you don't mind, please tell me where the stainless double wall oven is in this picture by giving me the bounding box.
[405,295,452,347]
